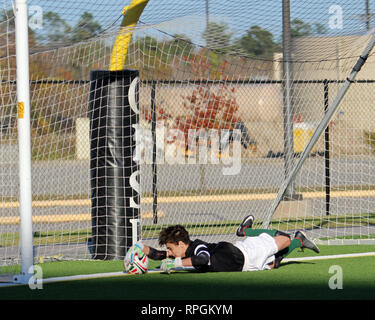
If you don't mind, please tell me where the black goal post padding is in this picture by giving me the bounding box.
[89,69,140,260]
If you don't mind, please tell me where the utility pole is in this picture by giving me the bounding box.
[205,0,210,71]
[282,0,300,200]
[366,0,370,30]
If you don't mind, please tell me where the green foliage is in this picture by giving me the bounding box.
[71,12,102,43]
[161,33,194,62]
[202,21,232,54]
[234,25,280,59]
[38,11,102,45]
[291,18,328,38]
[364,130,375,153]
[291,18,313,37]
[41,11,72,44]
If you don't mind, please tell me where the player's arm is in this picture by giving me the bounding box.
[181,254,209,267]
[175,245,210,268]
[189,243,211,267]
[189,252,210,267]
[128,242,169,260]
[142,245,168,260]
[159,246,210,273]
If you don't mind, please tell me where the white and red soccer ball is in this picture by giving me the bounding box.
[124,248,149,274]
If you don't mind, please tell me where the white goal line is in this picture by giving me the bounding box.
[1,252,375,288]
[283,251,375,262]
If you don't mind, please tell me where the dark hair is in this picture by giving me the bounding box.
[158,225,190,246]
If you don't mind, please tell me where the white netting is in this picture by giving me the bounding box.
[1,0,375,274]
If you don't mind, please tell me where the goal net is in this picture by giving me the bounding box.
[1,0,375,277]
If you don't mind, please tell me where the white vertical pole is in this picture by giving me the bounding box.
[130,219,140,245]
[15,0,33,283]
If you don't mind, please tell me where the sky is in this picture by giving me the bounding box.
[136,0,375,46]
[3,0,375,45]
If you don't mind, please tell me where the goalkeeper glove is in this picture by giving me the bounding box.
[126,242,145,264]
[132,242,144,255]
[160,257,183,273]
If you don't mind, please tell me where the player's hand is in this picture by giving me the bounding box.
[160,257,183,273]
[160,258,174,273]
[132,242,144,256]
[126,242,144,264]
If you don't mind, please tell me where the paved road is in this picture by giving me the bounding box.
[2,157,375,231]
[2,156,375,196]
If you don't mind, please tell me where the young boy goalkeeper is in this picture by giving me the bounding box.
[131,215,320,273]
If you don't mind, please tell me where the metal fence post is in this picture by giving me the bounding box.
[151,81,158,224]
[282,0,300,200]
[324,79,331,216]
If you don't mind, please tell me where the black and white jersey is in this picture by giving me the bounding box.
[184,239,244,272]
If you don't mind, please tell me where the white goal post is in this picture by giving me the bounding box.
[14,0,33,284]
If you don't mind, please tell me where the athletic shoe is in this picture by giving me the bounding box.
[236,214,254,237]
[294,230,320,254]
[273,255,284,269]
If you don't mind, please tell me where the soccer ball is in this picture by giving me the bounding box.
[124,248,149,274]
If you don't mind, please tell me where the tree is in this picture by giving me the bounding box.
[0,8,15,29]
[312,22,328,35]
[0,8,37,80]
[135,35,158,51]
[164,34,194,60]
[42,11,72,45]
[291,18,312,38]
[0,8,37,46]
[291,18,327,38]
[70,12,102,43]
[202,22,232,54]
[235,25,280,59]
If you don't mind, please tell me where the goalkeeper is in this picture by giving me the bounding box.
[132,215,320,273]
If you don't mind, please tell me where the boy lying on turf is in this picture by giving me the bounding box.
[129,215,320,273]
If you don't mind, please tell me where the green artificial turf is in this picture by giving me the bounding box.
[1,245,375,300]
